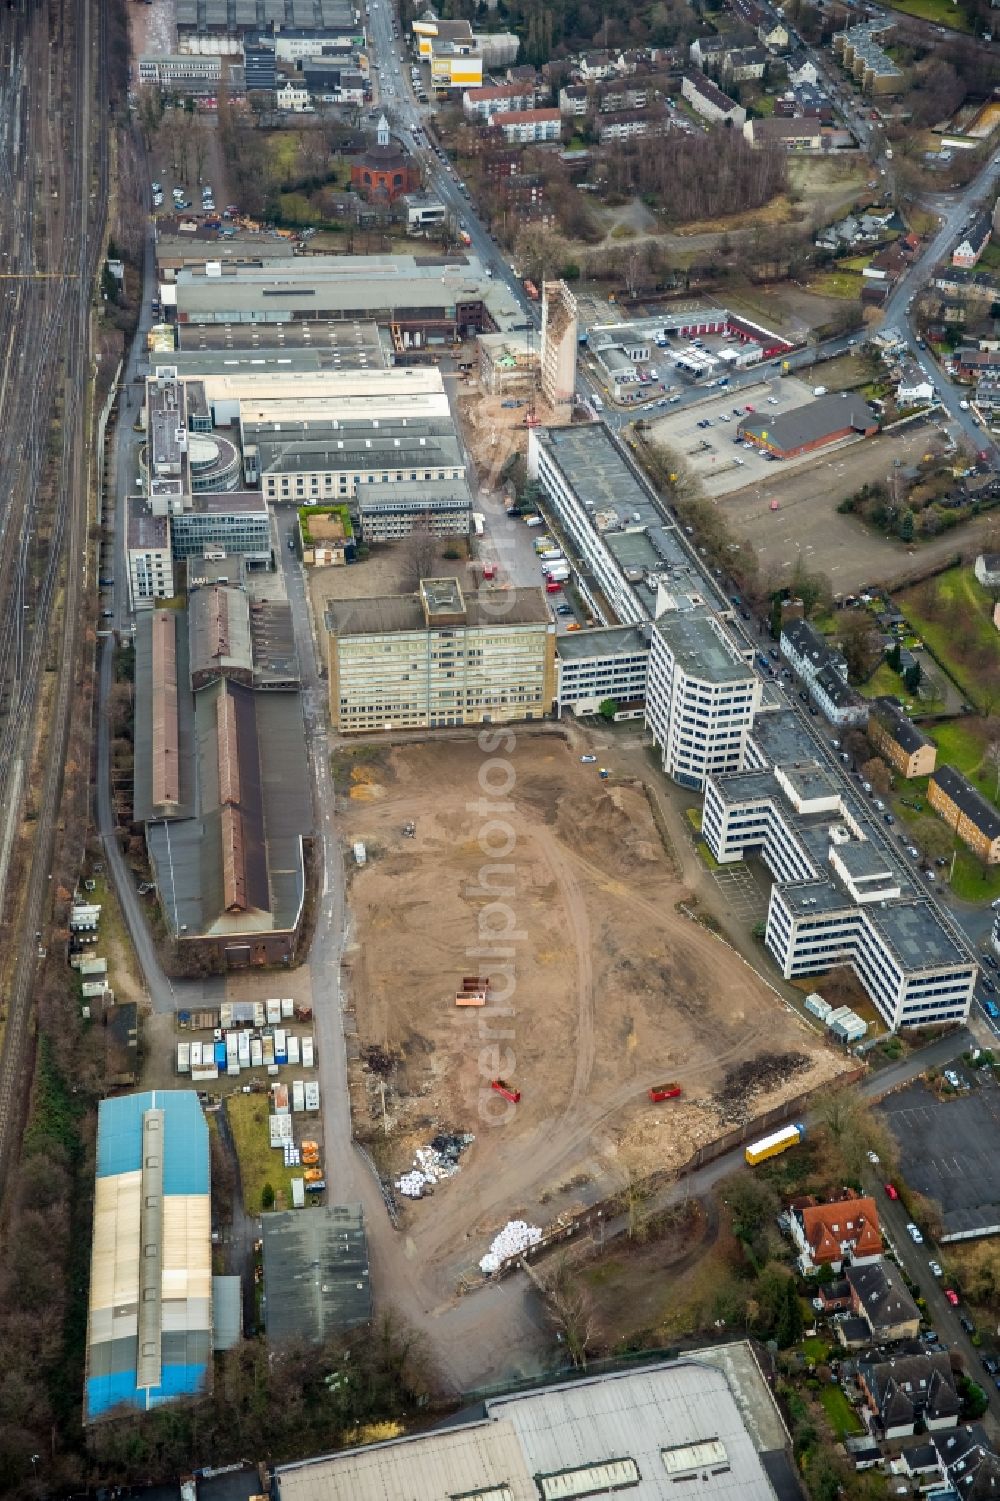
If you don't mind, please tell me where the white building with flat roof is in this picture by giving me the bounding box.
[646,610,761,790]
[702,712,977,1031]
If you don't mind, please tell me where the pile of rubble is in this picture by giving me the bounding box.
[479,1219,543,1273]
[395,1132,475,1199]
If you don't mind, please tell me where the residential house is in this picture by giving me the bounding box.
[813,661,867,727]
[977,377,1000,420]
[787,52,819,86]
[896,360,935,406]
[577,50,625,81]
[780,619,865,726]
[955,345,1000,382]
[817,1277,853,1313]
[681,71,746,126]
[758,16,790,49]
[598,81,651,112]
[898,1425,1000,1493]
[743,116,822,149]
[559,84,590,117]
[790,1191,883,1273]
[846,1261,920,1341]
[597,109,666,144]
[953,209,994,270]
[974,553,1000,589]
[867,698,937,779]
[275,78,312,111]
[723,45,768,82]
[463,82,538,121]
[857,1352,960,1439]
[491,108,561,144]
[929,766,1000,865]
[688,35,729,70]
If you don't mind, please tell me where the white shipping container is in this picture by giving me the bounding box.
[301,1036,314,1068]
[291,1177,305,1209]
[281,997,294,1019]
[266,998,282,1025]
[269,1114,293,1148]
[191,1041,203,1069]
[176,1042,191,1074]
[81,980,108,998]
[253,1001,266,1029]
[191,1065,219,1082]
[220,1003,233,1030]
[304,1081,320,1111]
[263,1036,275,1066]
[226,1034,239,1071]
[287,1034,300,1066]
[238,1031,251,1068]
[292,1080,305,1112]
[250,1037,263,1068]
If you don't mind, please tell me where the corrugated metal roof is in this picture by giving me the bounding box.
[96,1091,210,1193]
[212,1276,243,1351]
[262,1204,372,1345]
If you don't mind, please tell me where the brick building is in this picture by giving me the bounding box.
[929,766,1000,864]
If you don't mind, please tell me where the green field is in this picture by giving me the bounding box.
[884,0,972,26]
[819,1383,865,1438]
[950,847,1000,903]
[806,270,864,300]
[226,1093,299,1214]
[901,567,1000,713]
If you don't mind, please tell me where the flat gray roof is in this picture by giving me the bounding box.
[556,624,651,660]
[357,476,473,510]
[176,320,389,361]
[654,611,752,685]
[870,900,971,971]
[256,432,464,476]
[127,497,169,550]
[275,1354,785,1501]
[262,1204,371,1346]
[328,586,551,638]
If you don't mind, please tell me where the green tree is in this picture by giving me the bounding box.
[887,639,902,673]
[598,699,619,721]
[261,1181,275,1210]
[775,1276,804,1348]
[903,661,922,692]
[898,508,915,543]
[719,1173,779,1244]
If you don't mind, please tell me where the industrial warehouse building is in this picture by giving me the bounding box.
[275,1352,793,1500]
[133,569,311,967]
[85,1091,212,1424]
[738,393,879,459]
[261,1205,372,1345]
[702,710,976,1031]
[326,577,555,733]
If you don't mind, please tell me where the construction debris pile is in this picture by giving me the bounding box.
[716,1051,810,1125]
[395,1132,475,1199]
[479,1219,543,1273]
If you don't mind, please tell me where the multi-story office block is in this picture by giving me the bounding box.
[646,611,761,790]
[327,578,555,733]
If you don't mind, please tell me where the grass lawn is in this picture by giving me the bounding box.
[697,841,720,870]
[686,807,703,832]
[801,1336,832,1362]
[839,254,873,272]
[900,568,1000,713]
[805,270,864,300]
[860,660,945,712]
[883,0,972,28]
[950,846,1000,904]
[226,1093,298,1214]
[978,242,1000,274]
[819,1383,865,1438]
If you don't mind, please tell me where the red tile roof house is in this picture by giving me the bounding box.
[790,1190,884,1273]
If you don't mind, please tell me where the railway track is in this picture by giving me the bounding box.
[0,0,109,1187]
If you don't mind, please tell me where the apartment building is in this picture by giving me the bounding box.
[326,578,555,733]
[702,715,976,1030]
[867,698,937,779]
[646,611,761,791]
[929,766,1000,864]
[681,71,746,127]
[953,210,993,270]
[555,626,650,716]
[780,618,866,726]
[463,83,537,121]
[540,280,578,408]
[491,108,561,144]
[597,110,666,144]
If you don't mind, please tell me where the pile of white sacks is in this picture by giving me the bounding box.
[479,1219,543,1273]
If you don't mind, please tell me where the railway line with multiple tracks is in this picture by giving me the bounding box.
[0,0,109,1186]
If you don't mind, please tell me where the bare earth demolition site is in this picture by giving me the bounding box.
[338,733,848,1287]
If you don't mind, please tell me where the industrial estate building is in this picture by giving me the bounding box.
[85,1091,212,1424]
[261,1205,372,1344]
[555,625,651,717]
[326,578,556,733]
[133,558,311,967]
[702,710,976,1031]
[275,1352,793,1500]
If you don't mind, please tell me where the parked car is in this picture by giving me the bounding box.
[944,1288,959,1306]
[906,1222,924,1244]
[884,1183,899,1200]
[928,1260,943,1278]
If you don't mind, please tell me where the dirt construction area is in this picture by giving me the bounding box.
[339,733,848,1275]
[718,419,955,594]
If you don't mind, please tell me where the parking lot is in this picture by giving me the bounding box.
[643,375,837,498]
[879,1071,1000,1241]
[711,864,770,923]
